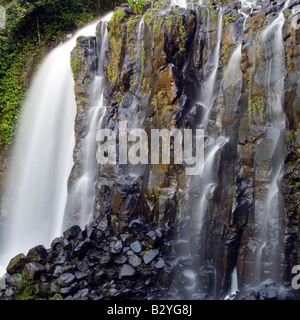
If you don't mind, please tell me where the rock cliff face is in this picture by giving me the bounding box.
[1,0,300,300]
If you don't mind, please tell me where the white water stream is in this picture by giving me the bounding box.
[0,14,112,276]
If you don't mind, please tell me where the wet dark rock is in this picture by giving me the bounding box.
[88,250,102,261]
[55,252,68,265]
[60,282,79,296]
[24,262,46,280]
[74,288,89,300]
[158,266,173,286]
[51,237,66,251]
[6,254,26,275]
[144,230,157,248]
[53,266,62,278]
[0,276,6,290]
[143,249,159,265]
[81,226,94,240]
[115,255,127,264]
[98,218,108,231]
[120,264,135,277]
[162,241,173,255]
[99,254,111,268]
[76,257,89,272]
[123,246,130,254]
[94,270,106,284]
[34,283,51,298]
[40,274,51,283]
[103,245,110,252]
[155,229,163,238]
[134,281,144,291]
[129,254,141,267]
[106,269,118,281]
[26,245,48,263]
[79,280,88,290]
[93,230,104,242]
[6,273,21,288]
[126,250,134,256]
[75,271,87,280]
[5,287,14,297]
[120,233,131,245]
[110,240,123,254]
[51,282,59,293]
[143,270,153,283]
[129,219,144,234]
[57,273,76,287]
[61,265,73,273]
[156,259,165,269]
[260,288,278,300]
[74,240,90,260]
[130,241,142,254]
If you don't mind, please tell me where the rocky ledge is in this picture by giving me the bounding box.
[0,214,174,300]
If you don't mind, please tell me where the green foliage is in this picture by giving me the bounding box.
[143,8,154,31]
[153,16,164,38]
[210,8,218,22]
[171,6,179,15]
[159,194,168,201]
[14,272,37,300]
[295,181,300,189]
[110,9,127,37]
[222,12,238,28]
[154,0,166,9]
[107,9,127,84]
[166,16,175,34]
[70,49,83,78]
[126,16,139,61]
[0,0,122,148]
[128,0,146,15]
[285,130,293,145]
[49,293,63,300]
[247,44,265,124]
[178,17,186,54]
[221,43,232,65]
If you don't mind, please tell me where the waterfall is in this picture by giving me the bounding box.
[179,7,228,299]
[225,267,239,299]
[63,13,113,229]
[191,8,225,255]
[170,0,188,8]
[253,0,290,285]
[0,17,110,276]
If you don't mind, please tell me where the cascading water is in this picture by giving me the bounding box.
[63,13,113,229]
[225,267,239,299]
[198,9,224,117]
[190,7,225,271]
[170,0,188,8]
[174,6,227,299]
[223,0,258,297]
[0,16,111,276]
[253,0,290,285]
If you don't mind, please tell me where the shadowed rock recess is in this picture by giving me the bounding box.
[1,0,300,300]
